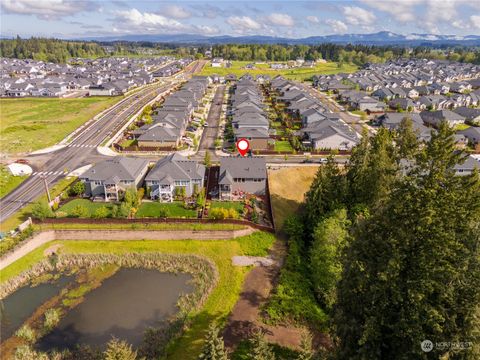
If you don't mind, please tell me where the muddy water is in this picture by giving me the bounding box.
[37,268,192,350]
[1,275,73,341]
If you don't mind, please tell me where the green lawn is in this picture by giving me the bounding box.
[57,198,115,217]
[0,165,27,199]
[137,201,197,218]
[198,61,357,81]
[210,201,244,213]
[274,140,294,152]
[0,97,121,154]
[0,232,276,360]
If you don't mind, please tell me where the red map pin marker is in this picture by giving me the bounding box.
[236,138,250,157]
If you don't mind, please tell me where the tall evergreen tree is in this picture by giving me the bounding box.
[297,332,314,360]
[334,122,480,359]
[304,156,347,239]
[250,330,275,360]
[396,117,420,159]
[103,338,138,360]
[198,323,229,360]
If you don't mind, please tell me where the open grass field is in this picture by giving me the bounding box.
[0,165,27,199]
[0,231,276,360]
[198,61,358,81]
[0,97,120,154]
[268,166,319,229]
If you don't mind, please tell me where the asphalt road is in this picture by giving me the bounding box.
[196,85,226,161]
[0,81,176,223]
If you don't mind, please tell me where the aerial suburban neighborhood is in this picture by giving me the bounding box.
[1,1,480,360]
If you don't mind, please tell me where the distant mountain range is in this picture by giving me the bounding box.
[79,31,480,46]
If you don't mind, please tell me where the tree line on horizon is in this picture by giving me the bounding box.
[1,37,480,65]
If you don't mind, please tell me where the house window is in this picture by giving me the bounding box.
[93,181,102,186]
[123,180,133,185]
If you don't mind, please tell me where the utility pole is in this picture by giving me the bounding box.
[41,176,51,203]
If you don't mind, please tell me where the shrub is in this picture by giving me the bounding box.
[71,205,89,218]
[104,338,138,360]
[118,203,130,218]
[209,208,228,220]
[55,211,68,218]
[15,325,36,343]
[228,208,239,219]
[69,181,85,196]
[31,200,54,220]
[93,206,109,219]
[44,308,61,330]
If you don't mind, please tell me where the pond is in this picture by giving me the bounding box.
[1,274,74,340]
[37,268,193,351]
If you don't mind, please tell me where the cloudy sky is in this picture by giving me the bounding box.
[1,0,480,39]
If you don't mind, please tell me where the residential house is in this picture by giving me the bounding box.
[145,154,205,202]
[420,110,466,128]
[79,157,149,201]
[218,157,267,200]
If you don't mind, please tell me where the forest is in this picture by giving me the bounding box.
[1,37,480,66]
[265,120,480,359]
[0,37,107,63]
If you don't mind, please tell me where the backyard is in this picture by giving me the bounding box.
[0,97,120,154]
[0,165,27,199]
[198,61,358,81]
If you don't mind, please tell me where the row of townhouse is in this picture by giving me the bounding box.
[130,76,211,148]
[313,59,480,112]
[271,76,360,150]
[0,56,190,97]
[79,155,267,202]
[229,77,270,150]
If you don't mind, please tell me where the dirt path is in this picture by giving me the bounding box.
[223,238,306,349]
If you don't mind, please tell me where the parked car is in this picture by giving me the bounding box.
[15,159,30,165]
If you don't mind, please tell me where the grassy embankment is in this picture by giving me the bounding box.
[0,177,76,233]
[0,165,28,198]
[0,97,120,154]
[198,60,358,81]
[0,231,276,360]
[268,166,319,229]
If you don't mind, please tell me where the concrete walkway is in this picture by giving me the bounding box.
[0,227,256,271]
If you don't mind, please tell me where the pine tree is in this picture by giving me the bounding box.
[198,323,228,360]
[250,330,275,360]
[334,122,480,359]
[304,155,347,239]
[396,116,419,159]
[297,332,313,360]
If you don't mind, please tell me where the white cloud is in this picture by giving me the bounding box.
[113,8,189,33]
[266,13,295,27]
[361,0,421,23]
[195,25,219,35]
[306,15,319,24]
[0,0,96,19]
[226,16,261,33]
[326,19,348,34]
[342,6,376,27]
[162,5,191,19]
[471,15,480,29]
